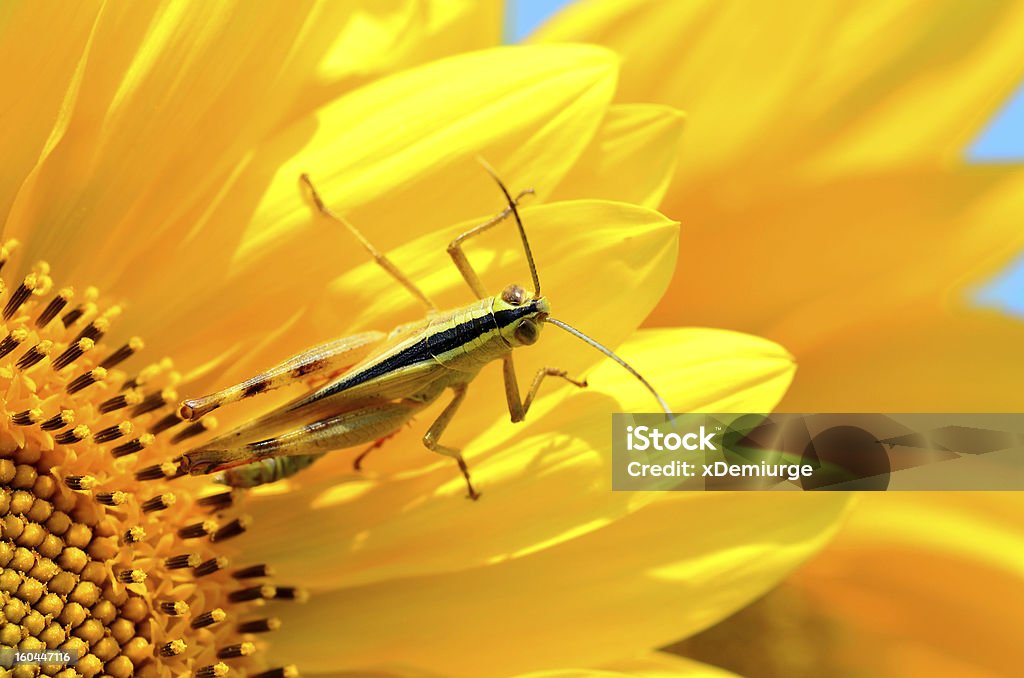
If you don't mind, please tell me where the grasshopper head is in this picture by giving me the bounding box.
[495,283,550,347]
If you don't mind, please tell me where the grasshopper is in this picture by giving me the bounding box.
[180,164,671,498]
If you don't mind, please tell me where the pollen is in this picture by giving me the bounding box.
[0,250,302,677]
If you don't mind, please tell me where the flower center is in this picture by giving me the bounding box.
[0,244,300,677]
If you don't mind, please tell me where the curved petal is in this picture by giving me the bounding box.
[265,487,845,675]
[116,45,619,373]
[550,104,686,208]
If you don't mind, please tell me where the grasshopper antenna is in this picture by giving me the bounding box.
[545,317,673,417]
[476,156,542,298]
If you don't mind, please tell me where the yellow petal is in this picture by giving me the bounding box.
[645,166,1024,357]
[0,2,101,223]
[300,0,504,118]
[265,490,844,675]
[248,330,843,675]
[114,45,619,372]
[789,494,1024,676]
[535,0,1024,170]
[550,104,686,208]
[777,303,1024,410]
[3,2,502,302]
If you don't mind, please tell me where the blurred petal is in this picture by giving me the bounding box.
[115,45,619,373]
[671,493,1024,677]
[777,304,1024,410]
[534,0,1024,172]
[646,166,1024,356]
[550,104,686,208]
[520,652,739,677]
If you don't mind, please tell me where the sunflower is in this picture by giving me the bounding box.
[1,2,850,677]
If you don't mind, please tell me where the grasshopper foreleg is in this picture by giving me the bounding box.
[422,384,480,500]
[302,173,436,310]
[447,188,534,299]
[179,332,385,420]
[502,355,587,423]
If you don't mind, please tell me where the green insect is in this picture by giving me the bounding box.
[180,164,670,498]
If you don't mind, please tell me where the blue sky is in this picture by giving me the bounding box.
[506,0,1024,315]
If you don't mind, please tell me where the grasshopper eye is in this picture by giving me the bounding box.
[514,320,540,345]
[501,284,527,306]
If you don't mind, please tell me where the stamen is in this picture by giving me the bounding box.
[40,409,74,430]
[66,367,107,394]
[228,584,276,603]
[233,564,275,579]
[159,639,188,657]
[61,304,87,328]
[35,287,72,328]
[160,600,190,616]
[116,569,147,584]
[3,272,38,319]
[99,388,144,414]
[134,460,182,482]
[197,490,235,511]
[273,586,310,603]
[132,387,177,417]
[191,608,227,629]
[197,663,230,678]
[15,340,52,369]
[72,316,110,344]
[195,556,229,577]
[64,475,96,491]
[217,642,256,659]
[54,425,90,445]
[149,411,182,435]
[100,336,144,369]
[171,416,218,444]
[0,328,28,359]
[95,491,128,507]
[164,553,202,570]
[123,526,146,544]
[141,492,176,513]
[93,421,133,444]
[238,617,281,634]
[51,337,94,370]
[110,433,154,459]
[178,519,218,539]
[11,408,42,426]
[122,359,169,391]
[210,515,250,542]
